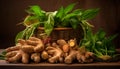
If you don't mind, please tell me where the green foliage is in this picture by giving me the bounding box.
[15,23,40,43]
[80,8,99,20]
[44,12,55,36]
[26,5,45,16]
[79,24,117,61]
[15,3,99,43]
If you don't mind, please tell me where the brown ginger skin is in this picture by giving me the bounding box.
[5,37,44,63]
[6,49,29,64]
[5,37,94,64]
[57,39,70,57]
[41,51,49,60]
[76,46,94,63]
[31,53,41,63]
[64,49,77,64]
[46,43,63,63]
[26,37,44,52]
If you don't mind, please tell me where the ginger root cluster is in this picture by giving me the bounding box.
[5,37,94,64]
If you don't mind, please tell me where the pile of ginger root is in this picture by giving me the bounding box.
[5,37,94,64]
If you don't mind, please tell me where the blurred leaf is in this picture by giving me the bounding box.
[15,30,25,43]
[81,8,99,20]
[72,9,83,15]
[62,13,77,21]
[96,29,106,40]
[44,14,54,36]
[27,5,44,16]
[23,15,39,26]
[64,3,75,14]
[70,18,79,29]
[55,6,64,18]
[107,34,118,42]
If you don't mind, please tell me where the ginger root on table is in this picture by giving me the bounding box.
[5,37,44,63]
[76,46,94,63]
[46,43,63,63]
[57,39,70,57]
[64,49,77,63]
[5,37,94,64]
[31,53,40,63]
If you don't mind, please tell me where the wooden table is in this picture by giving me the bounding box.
[0,49,120,69]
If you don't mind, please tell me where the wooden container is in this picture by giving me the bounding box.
[36,27,82,43]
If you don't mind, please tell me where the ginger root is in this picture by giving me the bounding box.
[46,43,63,63]
[41,51,49,60]
[6,49,29,64]
[31,53,40,63]
[76,46,94,63]
[64,49,77,63]
[68,38,76,47]
[57,39,70,57]
[5,37,94,64]
[5,37,44,63]
[26,37,44,52]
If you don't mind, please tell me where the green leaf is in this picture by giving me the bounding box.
[28,5,44,16]
[44,14,54,36]
[64,3,75,14]
[15,30,25,43]
[62,13,77,21]
[44,21,53,36]
[108,34,118,42]
[55,6,64,18]
[96,29,106,40]
[81,8,99,20]
[25,27,34,40]
[23,15,40,26]
[25,23,40,39]
[70,18,79,29]
[72,9,83,15]
[15,23,40,43]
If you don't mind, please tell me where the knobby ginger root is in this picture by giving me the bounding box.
[64,49,77,63]
[76,46,94,63]
[57,39,70,57]
[46,43,63,63]
[6,49,29,64]
[41,51,49,60]
[5,37,94,64]
[5,45,21,52]
[26,37,44,52]
[31,53,40,63]
[5,37,44,63]
[21,45,34,53]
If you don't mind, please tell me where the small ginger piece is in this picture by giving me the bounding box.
[21,50,29,64]
[57,39,67,46]
[46,44,63,63]
[68,38,76,47]
[57,39,70,53]
[31,53,40,63]
[64,49,77,64]
[76,46,94,63]
[41,51,49,60]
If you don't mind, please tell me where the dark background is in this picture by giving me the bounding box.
[0,0,120,48]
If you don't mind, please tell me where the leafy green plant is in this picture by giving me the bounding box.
[15,3,99,43]
[79,24,117,61]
